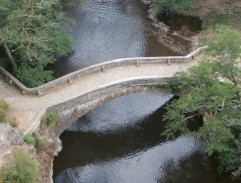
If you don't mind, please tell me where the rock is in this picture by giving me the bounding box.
[0,123,24,155]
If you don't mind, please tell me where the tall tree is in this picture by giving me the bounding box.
[0,0,73,87]
[162,25,241,178]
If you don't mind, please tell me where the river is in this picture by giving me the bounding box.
[52,0,236,182]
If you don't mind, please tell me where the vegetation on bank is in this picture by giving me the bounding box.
[23,134,46,149]
[0,100,9,123]
[41,112,59,126]
[0,149,40,183]
[0,0,82,87]
[163,25,241,178]
[155,0,199,13]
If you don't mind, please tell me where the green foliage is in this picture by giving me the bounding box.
[0,149,40,183]
[61,0,85,7]
[155,0,198,13]
[204,25,241,59]
[0,58,10,69]
[0,0,74,86]
[203,11,241,31]
[41,112,59,126]
[163,25,241,177]
[0,100,9,122]
[164,59,241,176]
[23,134,35,145]
[23,134,46,148]
[16,63,53,88]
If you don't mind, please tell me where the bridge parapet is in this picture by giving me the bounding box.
[25,77,171,134]
[0,46,207,95]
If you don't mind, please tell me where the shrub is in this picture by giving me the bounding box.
[0,100,9,122]
[0,149,40,183]
[16,64,54,88]
[23,134,35,145]
[41,112,59,126]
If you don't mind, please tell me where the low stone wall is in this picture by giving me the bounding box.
[0,46,207,95]
[28,77,170,135]
[47,77,170,113]
[53,86,171,137]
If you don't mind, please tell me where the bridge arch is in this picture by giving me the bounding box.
[41,77,172,137]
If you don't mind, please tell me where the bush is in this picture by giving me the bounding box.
[0,149,40,183]
[204,25,241,59]
[16,64,54,88]
[41,112,59,126]
[0,100,9,122]
[23,134,35,145]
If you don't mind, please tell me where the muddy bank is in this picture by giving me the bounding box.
[141,0,202,53]
[35,138,61,183]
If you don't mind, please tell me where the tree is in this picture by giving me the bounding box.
[0,0,73,87]
[204,24,241,60]
[155,0,199,13]
[162,26,241,178]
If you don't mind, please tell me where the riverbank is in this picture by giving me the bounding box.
[143,0,241,41]
[184,0,241,19]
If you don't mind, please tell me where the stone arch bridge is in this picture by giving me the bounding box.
[0,47,206,136]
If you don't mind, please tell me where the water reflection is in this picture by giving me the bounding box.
[56,136,204,183]
[53,0,200,77]
[53,92,236,183]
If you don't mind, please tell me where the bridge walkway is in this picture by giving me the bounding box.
[0,55,202,133]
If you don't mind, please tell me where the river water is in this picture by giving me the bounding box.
[53,0,200,77]
[53,0,237,182]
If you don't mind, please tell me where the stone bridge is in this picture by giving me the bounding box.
[0,47,206,136]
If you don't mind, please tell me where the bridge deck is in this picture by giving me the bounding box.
[0,55,202,134]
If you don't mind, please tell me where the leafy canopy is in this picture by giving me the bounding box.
[0,0,73,87]
[163,25,241,177]
[204,24,241,59]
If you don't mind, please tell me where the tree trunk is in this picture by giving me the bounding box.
[3,42,18,72]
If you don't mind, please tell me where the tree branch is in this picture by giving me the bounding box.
[3,42,18,72]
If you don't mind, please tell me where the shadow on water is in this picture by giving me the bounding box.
[53,93,175,176]
[53,92,238,183]
[157,13,202,33]
[54,99,173,175]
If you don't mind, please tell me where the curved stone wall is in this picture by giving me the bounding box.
[41,78,171,137]
[0,46,207,95]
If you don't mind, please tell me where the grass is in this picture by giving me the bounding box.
[23,134,36,145]
[41,112,59,126]
[0,149,40,183]
[0,100,9,122]
[203,10,241,32]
